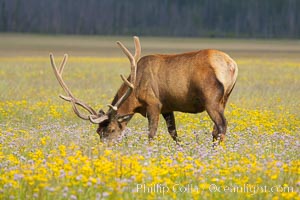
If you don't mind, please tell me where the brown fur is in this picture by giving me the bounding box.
[99,49,238,142]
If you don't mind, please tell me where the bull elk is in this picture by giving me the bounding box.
[50,36,238,143]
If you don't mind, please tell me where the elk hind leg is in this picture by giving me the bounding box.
[206,104,227,143]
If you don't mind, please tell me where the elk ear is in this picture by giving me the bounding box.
[117,114,132,123]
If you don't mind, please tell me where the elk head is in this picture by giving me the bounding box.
[50,36,141,140]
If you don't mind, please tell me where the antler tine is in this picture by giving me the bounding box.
[70,99,90,120]
[133,36,141,62]
[59,95,97,115]
[50,53,99,120]
[111,37,141,111]
[59,54,68,74]
[89,114,109,124]
[116,41,135,65]
[117,41,136,85]
[112,75,134,109]
[50,53,74,98]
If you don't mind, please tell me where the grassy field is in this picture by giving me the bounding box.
[0,34,299,199]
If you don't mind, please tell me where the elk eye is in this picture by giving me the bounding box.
[98,109,105,115]
[118,123,122,129]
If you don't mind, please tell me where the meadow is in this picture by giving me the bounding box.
[0,34,299,200]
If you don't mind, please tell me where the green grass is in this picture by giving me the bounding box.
[0,34,299,200]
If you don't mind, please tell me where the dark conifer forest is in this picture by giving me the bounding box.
[0,0,299,38]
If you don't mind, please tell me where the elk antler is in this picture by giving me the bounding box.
[107,36,141,113]
[50,53,108,124]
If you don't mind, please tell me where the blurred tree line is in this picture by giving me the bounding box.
[0,0,299,38]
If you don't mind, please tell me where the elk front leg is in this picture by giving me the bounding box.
[162,112,179,142]
[146,104,161,140]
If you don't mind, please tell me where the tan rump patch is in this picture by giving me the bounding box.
[209,51,238,94]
